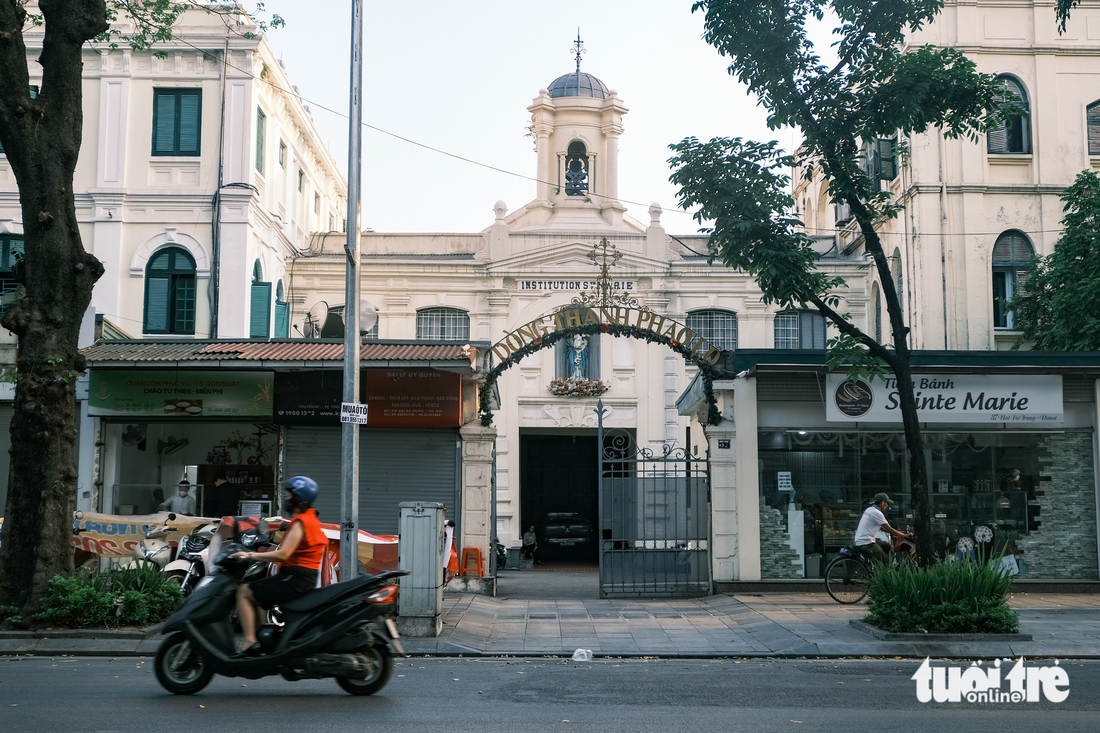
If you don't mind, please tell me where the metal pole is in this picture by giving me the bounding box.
[340,0,364,582]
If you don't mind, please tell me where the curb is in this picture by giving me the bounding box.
[848,619,1033,642]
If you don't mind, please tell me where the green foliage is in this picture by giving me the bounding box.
[864,555,1019,634]
[90,2,285,53]
[34,565,183,629]
[1012,170,1100,350]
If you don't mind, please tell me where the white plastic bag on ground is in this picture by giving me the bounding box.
[571,648,593,662]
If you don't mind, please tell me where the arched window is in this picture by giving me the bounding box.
[685,310,738,351]
[988,76,1031,154]
[1087,100,1100,155]
[564,141,589,196]
[143,247,196,335]
[416,307,469,341]
[992,230,1034,329]
[250,260,271,338]
[273,280,289,338]
[774,311,826,349]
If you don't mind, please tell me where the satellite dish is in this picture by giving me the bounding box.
[360,300,378,334]
[305,301,329,338]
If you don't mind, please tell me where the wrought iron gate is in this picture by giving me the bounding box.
[597,401,710,598]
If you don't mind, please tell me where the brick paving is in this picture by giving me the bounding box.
[400,591,1100,658]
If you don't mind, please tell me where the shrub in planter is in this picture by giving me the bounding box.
[864,555,1019,634]
[34,565,184,629]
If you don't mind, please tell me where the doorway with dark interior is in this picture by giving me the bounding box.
[519,432,599,571]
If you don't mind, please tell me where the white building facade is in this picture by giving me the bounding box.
[0,8,346,518]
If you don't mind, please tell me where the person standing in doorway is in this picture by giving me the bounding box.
[160,480,197,516]
[208,470,240,518]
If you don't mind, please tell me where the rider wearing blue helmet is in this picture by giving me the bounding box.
[233,476,327,655]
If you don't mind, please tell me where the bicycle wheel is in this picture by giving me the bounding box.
[825,556,869,604]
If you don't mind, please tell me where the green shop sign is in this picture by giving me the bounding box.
[89,370,274,418]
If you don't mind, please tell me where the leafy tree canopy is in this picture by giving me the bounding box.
[1013,170,1100,350]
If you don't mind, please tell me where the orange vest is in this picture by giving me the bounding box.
[281,508,327,570]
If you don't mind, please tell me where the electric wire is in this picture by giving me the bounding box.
[105,29,1074,247]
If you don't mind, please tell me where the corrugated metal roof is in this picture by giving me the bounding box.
[82,339,481,366]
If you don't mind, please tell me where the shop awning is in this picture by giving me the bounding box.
[82,338,490,374]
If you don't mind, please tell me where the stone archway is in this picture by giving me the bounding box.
[478,303,729,427]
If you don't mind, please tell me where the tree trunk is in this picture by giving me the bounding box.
[889,347,932,561]
[0,0,107,615]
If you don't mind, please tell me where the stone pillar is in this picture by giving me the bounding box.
[706,378,761,583]
[706,420,738,584]
[459,421,497,579]
[605,133,619,202]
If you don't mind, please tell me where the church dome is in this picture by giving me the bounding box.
[546,71,610,99]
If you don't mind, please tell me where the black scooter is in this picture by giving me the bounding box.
[154,527,407,696]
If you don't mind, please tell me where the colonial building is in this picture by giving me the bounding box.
[0,7,347,518]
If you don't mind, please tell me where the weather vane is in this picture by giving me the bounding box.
[571,28,586,72]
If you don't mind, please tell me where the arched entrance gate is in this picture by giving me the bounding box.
[479,241,730,596]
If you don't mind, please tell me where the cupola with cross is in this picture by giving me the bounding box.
[525,32,629,228]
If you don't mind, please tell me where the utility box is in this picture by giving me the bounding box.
[396,501,446,637]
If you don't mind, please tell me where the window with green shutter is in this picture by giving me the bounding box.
[256,108,266,174]
[250,260,271,338]
[152,89,202,157]
[992,230,1034,329]
[1088,101,1100,156]
[143,247,196,334]
[988,76,1030,155]
[274,280,289,338]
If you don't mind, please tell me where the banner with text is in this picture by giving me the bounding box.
[825,374,1063,424]
[89,370,273,418]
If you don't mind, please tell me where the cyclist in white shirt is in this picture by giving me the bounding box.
[854,493,910,565]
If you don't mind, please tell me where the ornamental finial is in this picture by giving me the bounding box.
[571,29,586,73]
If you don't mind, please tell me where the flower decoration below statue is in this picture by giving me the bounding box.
[548,377,609,397]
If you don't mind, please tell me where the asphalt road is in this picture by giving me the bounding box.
[1,655,1098,732]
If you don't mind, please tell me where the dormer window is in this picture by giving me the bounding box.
[565,141,589,196]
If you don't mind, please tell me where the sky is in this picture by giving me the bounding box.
[260,1,805,235]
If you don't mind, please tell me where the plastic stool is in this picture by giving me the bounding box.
[459,547,484,577]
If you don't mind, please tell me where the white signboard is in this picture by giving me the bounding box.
[777,472,793,491]
[825,374,1063,424]
[340,402,369,424]
[518,280,636,292]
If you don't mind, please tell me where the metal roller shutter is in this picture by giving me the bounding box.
[282,427,459,535]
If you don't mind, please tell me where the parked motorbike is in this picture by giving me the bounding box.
[118,514,179,570]
[164,521,220,594]
[154,526,406,696]
[492,537,508,571]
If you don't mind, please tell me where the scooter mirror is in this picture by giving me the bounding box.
[168,513,177,521]
[74,511,83,521]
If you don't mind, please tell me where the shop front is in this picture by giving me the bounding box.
[87,369,279,518]
[679,350,1100,584]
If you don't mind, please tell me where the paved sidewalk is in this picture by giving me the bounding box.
[2,589,1097,659]
[400,590,1100,659]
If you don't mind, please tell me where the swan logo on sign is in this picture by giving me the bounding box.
[833,379,873,418]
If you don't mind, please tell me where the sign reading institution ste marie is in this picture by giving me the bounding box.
[826,374,1063,424]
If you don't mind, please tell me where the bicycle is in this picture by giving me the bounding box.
[824,533,916,604]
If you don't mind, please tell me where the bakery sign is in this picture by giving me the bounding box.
[825,374,1063,424]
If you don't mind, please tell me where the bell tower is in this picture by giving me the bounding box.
[526,33,629,228]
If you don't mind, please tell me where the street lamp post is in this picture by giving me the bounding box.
[340,0,364,582]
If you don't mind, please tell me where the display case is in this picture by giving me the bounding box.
[821,505,861,548]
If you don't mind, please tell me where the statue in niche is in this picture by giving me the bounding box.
[570,334,589,379]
